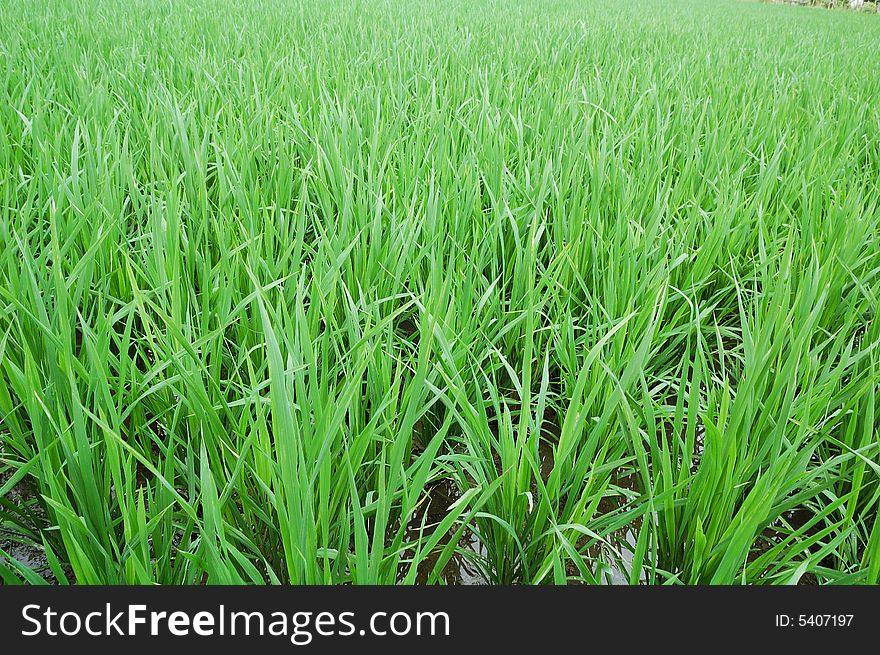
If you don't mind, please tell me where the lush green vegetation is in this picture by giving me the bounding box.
[1,0,879,585]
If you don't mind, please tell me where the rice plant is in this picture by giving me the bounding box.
[1,0,879,585]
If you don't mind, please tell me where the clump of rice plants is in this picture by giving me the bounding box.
[1,0,879,585]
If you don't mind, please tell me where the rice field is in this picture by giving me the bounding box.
[1,0,879,585]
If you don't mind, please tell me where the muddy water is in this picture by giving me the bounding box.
[0,471,60,583]
[399,478,489,585]
[748,508,821,585]
[539,415,646,584]
[576,472,647,585]
[402,443,649,585]
[2,454,820,586]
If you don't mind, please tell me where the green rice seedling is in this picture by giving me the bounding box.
[0,0,878,585]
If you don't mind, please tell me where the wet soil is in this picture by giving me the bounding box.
[748,507,824,585]
[399,478,489,585]
[0,470,66,583]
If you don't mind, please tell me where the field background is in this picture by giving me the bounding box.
[1,0,879,585]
